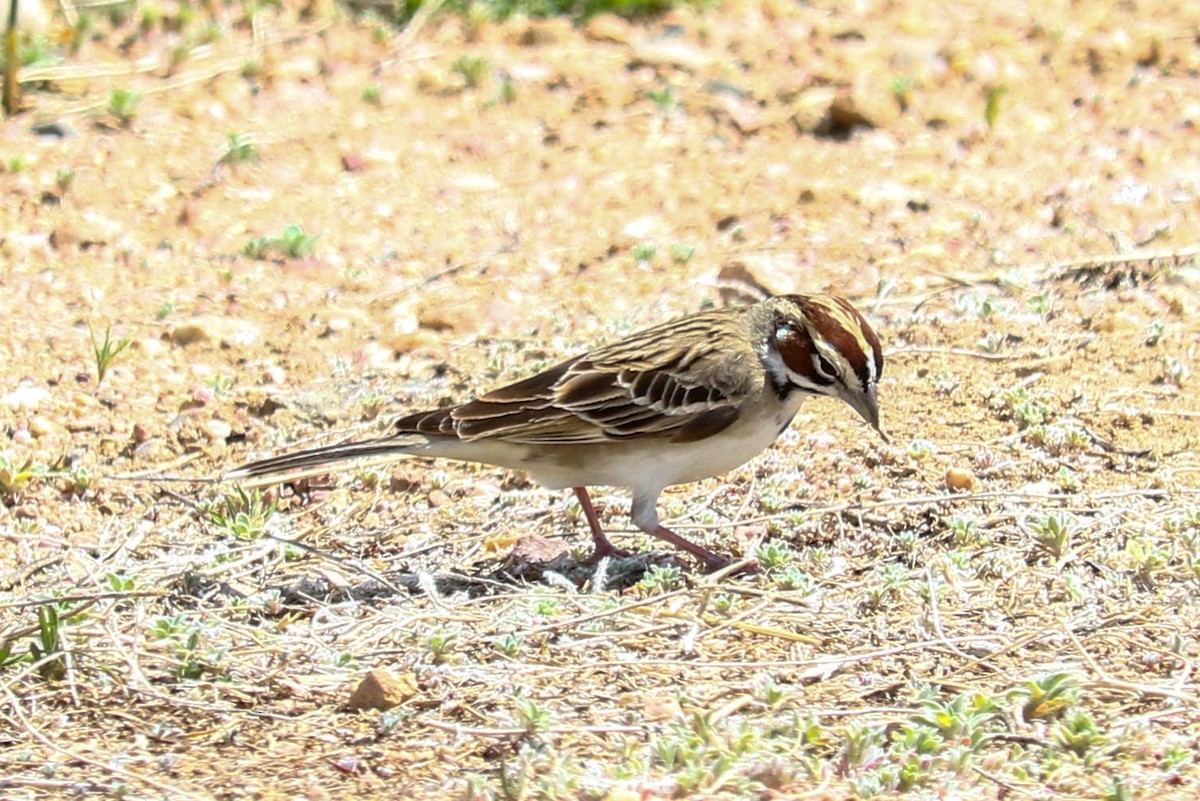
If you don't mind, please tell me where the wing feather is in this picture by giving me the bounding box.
[390,308,760,445]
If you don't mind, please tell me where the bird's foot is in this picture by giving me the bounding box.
[586,541,635,563]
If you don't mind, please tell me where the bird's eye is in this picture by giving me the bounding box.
[814,353,837,378]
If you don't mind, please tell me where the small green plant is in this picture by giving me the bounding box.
[0,454,39,500]
[776,565,817,594]
[889,76,914,111]
[220,132,259,165]
[637,564,681,595]
[64,465,92,496]
[55,167,76,197]
[1011,672,1079,722]
[1030,514,1071,559]
[148,617,224,680]
[108,88,142,127]
[155,302,174,320]
[452,54,488,89]
[361,84,382,105]
[204,374,234,396]
[755,540,795,571]
[277,224,317,258]
[631,243,657,263]
[644,86,678,111]
[1053,709,1105,757]
[208,488,276,540]
[977,331,1005,353]
[753,675,789,708]
[996,386,1050,428]
[984,85,1007,129]
[494,633,522,658]
[710,592,735,615]
[670,243,695,264]
[944,515,979,545]
[514,697,551,733]
[106,572,137,592]
[1026,291,1053,317]
[243,236,271,260]
[531,597,561,616]
[424,627,458,664]
[244,225,318,260]
[496,77,516,104]
[88,323,131,387]
[30,606,66,680]
[911,692,997,748]
[1126,535,1168,587]
[1159,355,1188,387]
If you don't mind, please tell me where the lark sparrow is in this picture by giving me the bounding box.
[227,294,886,569]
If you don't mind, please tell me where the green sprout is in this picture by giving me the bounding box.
[89,323,132,387]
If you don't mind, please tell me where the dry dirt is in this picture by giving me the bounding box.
[1,0,1199,798]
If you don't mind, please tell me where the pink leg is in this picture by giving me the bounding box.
[645,524,731,570]
[573,487,630,560]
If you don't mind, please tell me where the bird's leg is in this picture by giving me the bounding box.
[631,495,731,570]
[573,487,630,560]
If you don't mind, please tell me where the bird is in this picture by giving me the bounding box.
[226,294,886,570]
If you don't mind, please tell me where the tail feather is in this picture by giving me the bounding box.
[225,435,427,483]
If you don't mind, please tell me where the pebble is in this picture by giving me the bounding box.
[29,416,56,437]
[945,467,978,492]
[585,14,633,44]
[170,316,262,348]
[2,385,50,411]
[206,419,233,442]
[347,669,418,712]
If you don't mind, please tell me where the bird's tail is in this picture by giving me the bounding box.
[224,435,428,486]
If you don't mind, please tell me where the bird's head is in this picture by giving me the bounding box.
[762,294,887,442]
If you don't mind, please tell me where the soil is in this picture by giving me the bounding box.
[1,0,1199,798]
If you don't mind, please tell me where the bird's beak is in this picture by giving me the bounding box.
[843,384,889,444]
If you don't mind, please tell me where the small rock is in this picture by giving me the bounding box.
[277,54,322,82]
[170,324,212,346]
[427,489,452,508]
[639,694,683,722]
[341,152,367,172]
[170,316,262,348]
[32,120,75,139]
[206,419,233,442]
[28,416,56,437]
[945,467,978,492]
[510,534,570,564]
[788,87,839,133]
[138,336,168,357]
[630,39,709,72]
[789,88,892,137]
[2,385,51,411]
[585,14,633,44]
[347,669,418,711]
[518,18,573,46]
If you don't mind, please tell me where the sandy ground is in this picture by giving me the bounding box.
[1,0,1199,797]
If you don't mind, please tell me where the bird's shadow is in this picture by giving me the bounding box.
[175,542,677,610]
[274,551,667,604]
